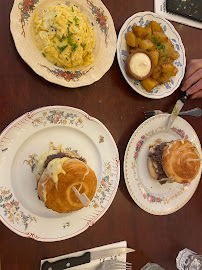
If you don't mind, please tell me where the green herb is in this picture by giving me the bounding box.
[82,43,86,49]
[75,24,79,26]
[54,63,57,66]
[151,34,165,51]
[73,16,79,23]
[59,36,66,42]
[166,72,170,77]
[57,45,68,54]
[42,52,46,57]
[66,57,68,61]
[71,43,78,51]
[70,53,72,58]
[55,15,57,17]
[71,6,74,12]
[53,40,56,43]
[68,20,73,24]
[91,22,94,26]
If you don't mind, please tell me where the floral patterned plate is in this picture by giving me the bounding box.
[0,106,120,241]
[117,12,186,99]
[10,0,116,87]
[124,114,201,215]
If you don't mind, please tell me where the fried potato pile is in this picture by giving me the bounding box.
[126,20,179,92]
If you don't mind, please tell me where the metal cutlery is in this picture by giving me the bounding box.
[41,248,135,270]
[144,107,201,118]
[95,259,132,270]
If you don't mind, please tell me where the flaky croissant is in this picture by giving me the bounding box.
[162,140,201,183]
[38,159,97,213]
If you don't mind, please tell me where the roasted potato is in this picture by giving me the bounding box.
[132,25,148,38]
[140,77,159,92]
[145,23,152,39]
[126,31,138,47]
[153,31,168,43]
[139,39,154,51]
[150,21,164,33]
[157,73,170,84]
[170,50,180,60]
[162,62,178,76]
[125,19,179,92]
[148,50,159,66]
[151,65,162,80]
[158,56,171,65]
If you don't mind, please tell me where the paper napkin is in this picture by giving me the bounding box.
[154,0,202,30]
[40,241,128,270]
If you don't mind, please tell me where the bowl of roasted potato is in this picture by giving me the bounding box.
[117,12,186,99]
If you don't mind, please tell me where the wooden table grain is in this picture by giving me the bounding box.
[0,0,202,269]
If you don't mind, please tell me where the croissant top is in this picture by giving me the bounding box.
[162,139,201,183]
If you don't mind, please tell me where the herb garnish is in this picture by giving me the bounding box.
[68,20,73,24]
[59,36,66,42]
[151,34,165,51]
[71,6,74,12]
[82,43,86,49]
[73,16,79,23]
[57,45,68,54]
[55,15,57,17]
[42,52,46,57]
[66,57,68,61]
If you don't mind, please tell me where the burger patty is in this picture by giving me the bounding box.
[149,142,168,184]
[44,152,86,168]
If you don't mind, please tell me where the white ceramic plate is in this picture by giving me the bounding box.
[117,11,186,99]
[0,106,120,241]
[124,114,201,215]
[10,0,117,87]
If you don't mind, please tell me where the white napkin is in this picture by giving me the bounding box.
[40,241,127,270]
[154,0,202,30]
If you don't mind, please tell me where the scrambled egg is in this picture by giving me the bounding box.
[34,5,95,68]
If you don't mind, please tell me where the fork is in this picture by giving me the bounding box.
[144,107,201,118]
[95,259,132,270]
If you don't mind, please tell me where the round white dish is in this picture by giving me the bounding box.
[0,106,120,241]
[10,0,117,87]
[124,114,201,215]
[117,11,186,99]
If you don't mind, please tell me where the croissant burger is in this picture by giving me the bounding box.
[148,139,201,184]
[36,143,97,213]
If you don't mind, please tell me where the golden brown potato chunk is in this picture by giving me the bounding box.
[140,77,158,92]
[158,56,171,65]
[157,73,170,84]
[139,39,154,51]
[126,31,138,47]
[170,50,180,60]
[145,23,152,39]
[159,40,175,57]
[162,62,178,76]
[150,21,164,33]
[148,50,159,66]
[153,31,168,43]
[151,66,162,80]
[132,25,148,38]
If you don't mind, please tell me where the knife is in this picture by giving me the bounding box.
[41,247,135,270]
[166,92,189,130]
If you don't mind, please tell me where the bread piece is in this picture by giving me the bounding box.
[38,159,97,213]
[162,140,200,183]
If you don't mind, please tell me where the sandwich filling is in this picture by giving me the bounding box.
[148,139,168,184]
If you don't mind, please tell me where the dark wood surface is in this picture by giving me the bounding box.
[0,0,202,269]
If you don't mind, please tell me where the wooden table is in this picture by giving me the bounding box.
[0,0,202,269]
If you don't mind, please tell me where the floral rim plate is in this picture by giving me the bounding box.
[10,0,117,87]
[124,114,201,215]
[117,11,186,99]
[0,106,120,241]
